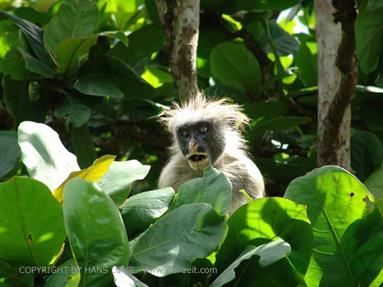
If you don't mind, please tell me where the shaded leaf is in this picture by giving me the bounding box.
[121,187,175,236]
[130,203,225,276]
[0,177,66,267]
[365,168,383,201]
[71,125,96,169]
[63,178,129,287]
[210,42,261,93]
[44,259,80,287]
[99,160,151,206]
[17,121,80,191]
[0,131,20,180]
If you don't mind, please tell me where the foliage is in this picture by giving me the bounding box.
[0,122,383,287]
[1,0,383,286]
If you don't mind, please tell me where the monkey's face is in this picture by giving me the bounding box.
[176,121,225,171]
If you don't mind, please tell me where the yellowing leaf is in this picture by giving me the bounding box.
[53,155,116,202]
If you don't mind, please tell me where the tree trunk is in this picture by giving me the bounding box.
[155,0,200,100]
[315,0,357,170]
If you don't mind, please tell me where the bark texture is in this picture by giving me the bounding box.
[315,0,357,169]
[155,0,200,99]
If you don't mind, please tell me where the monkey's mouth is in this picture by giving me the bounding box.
[187,153,209,170]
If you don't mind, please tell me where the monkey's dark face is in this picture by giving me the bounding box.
[176,121,225,171]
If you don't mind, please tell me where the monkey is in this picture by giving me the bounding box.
[158,92,264,212]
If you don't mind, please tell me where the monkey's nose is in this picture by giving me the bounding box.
[188,138,198,152]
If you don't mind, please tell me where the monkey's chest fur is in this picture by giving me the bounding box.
[158,151,265,212]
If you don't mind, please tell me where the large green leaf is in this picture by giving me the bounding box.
[210,42,261,93]
[171,167,232,215]
[17,121,80,190]
[108,22,165,67]
[63,178,129,287]
[98,160,151,206]
[356,0,383,73]
[44,259,80,287]
[0,177,65,267]
[215,198,312,278]
[129,203,226,276]
[295,41,317,86]
[54,98,91,128]
[121,187,175,236]
[0,131,20,180]
[0,11,53,67]
[284,166,375,286]
[222,0,299,13]
[43,0,99,50]
[365,168,383,201]
[210,238,291,287]
[54,36,98,76]
[2,77,47,125]
[112,267,148,287]
[351,130,383,181]
[18,48,55,78]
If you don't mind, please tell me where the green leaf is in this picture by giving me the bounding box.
[108,22,165,67]
[365,168,383,201]
[54,99,91,128]
[121,187,175,236]
[71,125,96,169]
[98,160,151,206]
[17,121,80,190]
[54,36,98,76]
[210,238,291,287]
[112,266,148,287]
[0,131,20,180]
[216,198,312,277]
[63,178,129,287]
[2,77,47,125]
[0,258,34,287]
[222,0,299,13]
[74,75,124,98]
[356,0,383,73]
[210,42,261,93]
[247,21,300,56]
[0,49,27,80]
[18,48,56,78]
[44,259,81,287]
[129,203,226,276]
[43,0,99,50]
[0,11,53,67]
[367,0,383,10]
[0,177,66,266]
[295,41,317,86]
[351,130,383,181]
[171,167,232,215]
[284,166,374,286]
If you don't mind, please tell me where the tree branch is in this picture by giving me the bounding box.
[155,0,200,99]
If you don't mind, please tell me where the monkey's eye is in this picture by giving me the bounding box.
[179,128,190,138]
[198,125,209,134]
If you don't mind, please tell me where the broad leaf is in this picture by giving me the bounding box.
[121,187,175,236]
[351,130,383,181]
[210,42,261,93]
[365,168,383,201]
[284,166,374,286]
[18,121,80,191]
[43,0,99,50]
[54,36,98,76]
[210,238,291,287]
[129,203,226,276]
[0,131,20,180]
[18,48,55,78]
[216,197,312,277]
[0,177,66,267]
[53,155,115,202]
[295,41,317,86]
[356,0,383,73]
[63,178,129,287]
[99,160,151,206]
[54,99,91,128]
[222,0,299,13]
[171,167,232,215]
[112,267,148,287]
[44,259,80,287]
